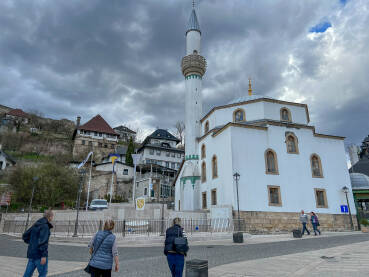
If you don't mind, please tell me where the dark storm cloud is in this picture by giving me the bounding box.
[0,0,368,146]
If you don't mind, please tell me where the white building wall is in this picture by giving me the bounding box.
[201,100,309,135]
[199,124,355,215]
[199,128,234,209]
[263,102,308,124]
[95,163,134,179]
[186,31,201,55]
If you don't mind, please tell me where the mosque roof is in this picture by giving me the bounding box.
[350,173,369,190]
[187,8,201,34]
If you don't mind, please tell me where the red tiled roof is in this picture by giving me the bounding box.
[7,109,28,118]
[78,114,117,135]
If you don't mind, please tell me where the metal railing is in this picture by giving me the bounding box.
[2,218,245,238]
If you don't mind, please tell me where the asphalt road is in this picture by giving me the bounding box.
[1,233,369,277]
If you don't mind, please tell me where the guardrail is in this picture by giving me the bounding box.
[2,218,246,238]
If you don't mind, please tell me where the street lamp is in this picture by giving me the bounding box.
[233,173,241,232]
[131,153,142,208]
[73,169,86,237]
[25,176,38,231]
[342,186,354,230]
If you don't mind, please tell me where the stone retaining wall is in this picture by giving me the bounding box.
[237,211,358,234]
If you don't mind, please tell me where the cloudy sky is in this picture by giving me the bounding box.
[0,0,368,146]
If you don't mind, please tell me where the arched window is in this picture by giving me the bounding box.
[212,155,218,179]
[311,154,323,178]
[201,161,206,183]
[204,121,209,133]
[233,108,245,122]
[280,108,292,122]
[201,144,206,159]
[265,149,279,174]
[286,134,299,154]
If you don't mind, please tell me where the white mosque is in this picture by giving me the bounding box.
[174,3,356,231]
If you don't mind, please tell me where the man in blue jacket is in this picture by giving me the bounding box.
[164,218,188,277]
[22,210,54,277]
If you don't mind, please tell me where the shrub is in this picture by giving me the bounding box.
[360,218,369,226]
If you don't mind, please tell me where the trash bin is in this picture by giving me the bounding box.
[186,259,208,277]
[292,229,302,238]
[233,232,244,243]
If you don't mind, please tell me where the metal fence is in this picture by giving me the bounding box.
[2,218,245,238]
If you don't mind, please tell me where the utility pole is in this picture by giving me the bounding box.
[25,176,38,231]
[73,169,86,237]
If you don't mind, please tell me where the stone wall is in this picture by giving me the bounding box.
[237,211,358,234]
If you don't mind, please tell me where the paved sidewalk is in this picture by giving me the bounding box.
[210,240,369,277]
[0,256,85,277]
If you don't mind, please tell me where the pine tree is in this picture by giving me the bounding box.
[125,137,134,166]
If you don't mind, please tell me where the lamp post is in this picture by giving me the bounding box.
[25,176,38,231]
[233,173,241,231]
[73,169,86,237]
[342,186,354,230]
[131,153,142,208]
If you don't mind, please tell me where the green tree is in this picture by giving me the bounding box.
[125,137,135,166]
[9,162,80,208]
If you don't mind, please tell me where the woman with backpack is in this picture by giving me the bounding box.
[310,212,321,236]
[164,218,189,277]
[87,219,119,277]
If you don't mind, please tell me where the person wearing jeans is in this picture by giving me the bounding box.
[22,210,54,277]
[310,212,321,236]
[164,218,188,277]
[299,210,310,235]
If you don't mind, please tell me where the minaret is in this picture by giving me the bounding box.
[179,1,206,210]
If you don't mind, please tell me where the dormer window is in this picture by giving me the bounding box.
[280,108,292,122]
[193,50,198,54]
[233,109,245,122]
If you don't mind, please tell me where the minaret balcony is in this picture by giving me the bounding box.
[181,54,207,77]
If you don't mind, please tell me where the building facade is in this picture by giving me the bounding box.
[174,4,356,232]
[113,125,136,143]
[137,129,184,171]
[72,115,119,162]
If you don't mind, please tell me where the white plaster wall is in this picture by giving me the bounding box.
[227,125,355,214]
[95,163,134,179]
[199,128,234,210]
[186,31,201,55]
[185,77,202,156]
[201,101,309,135]
[263,102,308,124]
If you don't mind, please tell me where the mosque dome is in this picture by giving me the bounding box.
[228,94,264,105]
[350,173,369,190]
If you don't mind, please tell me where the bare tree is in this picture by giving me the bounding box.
[175,121,185,145]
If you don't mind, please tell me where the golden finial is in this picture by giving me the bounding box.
[248,78,252,96]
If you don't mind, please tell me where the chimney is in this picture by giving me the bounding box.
[76,116,81,128]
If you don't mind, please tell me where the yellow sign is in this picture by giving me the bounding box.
[136,197,145,210]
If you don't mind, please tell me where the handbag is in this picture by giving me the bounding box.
[84,233,111,274]
[174,227,189,254]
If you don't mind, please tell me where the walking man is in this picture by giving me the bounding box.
[299,210,310,235]
[164,218,188,277]
[22,210,54,277]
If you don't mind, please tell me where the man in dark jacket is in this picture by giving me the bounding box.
[23,210,54,277]
[164,217,188,277]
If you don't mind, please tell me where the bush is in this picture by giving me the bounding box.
[360,218,369,226]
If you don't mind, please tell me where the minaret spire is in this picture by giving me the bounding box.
[192,0,195,9]
[248,78,252,96]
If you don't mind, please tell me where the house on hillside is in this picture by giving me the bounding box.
[5,109,29,124]
[0,104,12,115]
[0,146,16,170]
[102,146,129,163]
[72,115,119,162]
[86,161,134,201]
[137,129,184,170]
[113,125,136,143]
